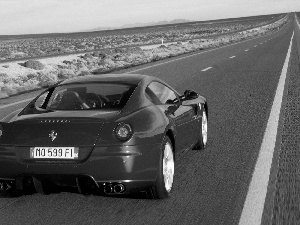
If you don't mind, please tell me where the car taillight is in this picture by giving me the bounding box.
[0,124,3,137]
[114,123,133,141]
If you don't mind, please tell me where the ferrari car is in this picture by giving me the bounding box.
[0,74,207,199]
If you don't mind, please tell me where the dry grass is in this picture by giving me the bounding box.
[0,15,289,98]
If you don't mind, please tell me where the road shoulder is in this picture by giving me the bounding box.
[261,26,300,224]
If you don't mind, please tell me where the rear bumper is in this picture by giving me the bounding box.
[0,143,162,193]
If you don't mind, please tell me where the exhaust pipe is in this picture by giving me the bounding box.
[0,182,11,191]
[114,184,125,194]
[104,184,113,194]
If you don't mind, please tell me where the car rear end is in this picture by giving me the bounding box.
[0,113,163,196]
[0,76,169,196]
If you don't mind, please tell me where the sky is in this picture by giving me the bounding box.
[0,0,300,35]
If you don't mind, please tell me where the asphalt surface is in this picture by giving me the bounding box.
[0,18,296,225]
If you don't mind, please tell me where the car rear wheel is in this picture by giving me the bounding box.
[194,107,208,150]
[149,136,174,199]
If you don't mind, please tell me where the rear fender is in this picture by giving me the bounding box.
[96,106,168,146]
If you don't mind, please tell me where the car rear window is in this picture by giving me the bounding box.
[45,83,136,110]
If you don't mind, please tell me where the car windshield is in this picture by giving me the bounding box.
[43,83,136,110]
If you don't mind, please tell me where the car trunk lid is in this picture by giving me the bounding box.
[11,110,119,162]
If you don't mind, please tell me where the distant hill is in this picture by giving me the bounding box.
[84,19,192,32]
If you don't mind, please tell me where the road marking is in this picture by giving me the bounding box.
[229,56,236,58]
[0,98,34,109]
[201,67,212,72]
[260,42,263,44]
[0,27,284,109]
[127,27,282,74]
[239,31,294,225]
[245,49,249,51]
[254,45,257,47]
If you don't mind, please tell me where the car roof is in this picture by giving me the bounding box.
[59,74,149,85]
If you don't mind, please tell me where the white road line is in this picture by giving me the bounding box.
[201,67,212,72]
[296,18,300,29]
[239,31,294,225]
[229,56,236,58]
[0,28,284,109]
[245,49,249,51]
[0,98,34,109]
[254,45,257,47]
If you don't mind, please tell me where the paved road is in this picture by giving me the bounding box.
[0,18,296,225]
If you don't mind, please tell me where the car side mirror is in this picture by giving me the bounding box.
[183,90,199,100]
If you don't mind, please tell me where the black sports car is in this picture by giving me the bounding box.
[0,74,207,199]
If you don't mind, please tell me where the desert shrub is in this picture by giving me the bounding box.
[92,51,107,58]
[100,58,116,68]
[24,60,45,70]
[58,69,76,80]
[114,48,127,53]
[77,64,88,71]
[63,60,72,65]
[0,73,8,80]
[92,51,100,57]
[69,63,78,71]
[84,57,98,67]
[114,60,130,68]
[0,73,8,78]
[0,73,11,83]
[58,64,69,69]
[151,54,163,61]
[0,92,8,99]
[12,77,26,86]
[2,83,19,95]
[37,71,58,87]
[14,86,27,93]
[77,69,91,76]
[113,53,122,59]
[26,73,38,80]
[22,79,39,91]
[0,82,5,97]
[92,66,106,74]
[6,80,38,93]
[83,53,93,59]
[103,54,115,60]
[58,47,70,53]
[128,47,142,53]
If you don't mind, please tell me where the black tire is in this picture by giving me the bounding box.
[194,108,208,150]
[149,136,174,199]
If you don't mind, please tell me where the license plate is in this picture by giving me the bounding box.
[30,147,79,159]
